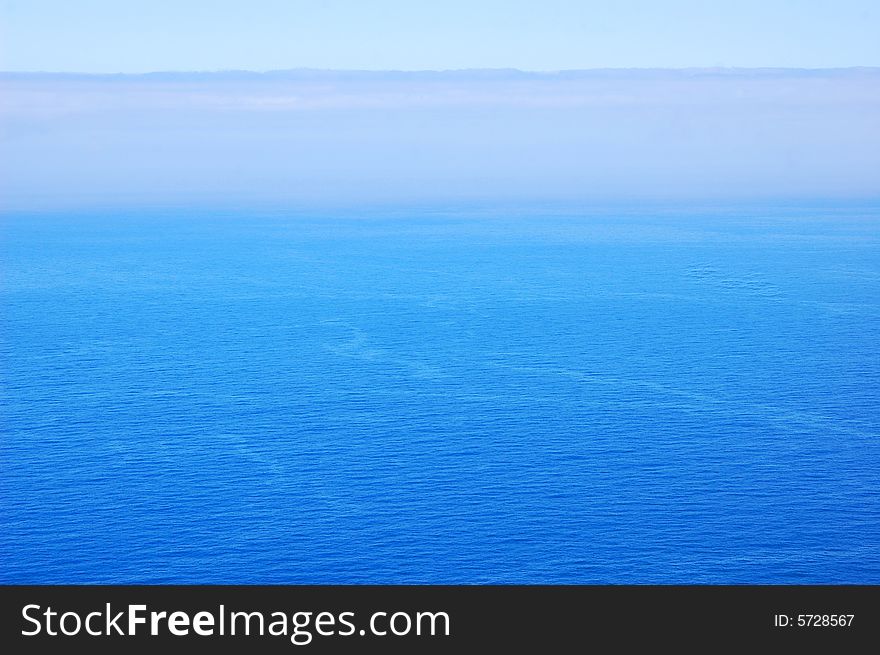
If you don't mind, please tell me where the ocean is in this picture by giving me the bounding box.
[1,204,878,583]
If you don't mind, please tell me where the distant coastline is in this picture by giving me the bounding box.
[3,66,880,80]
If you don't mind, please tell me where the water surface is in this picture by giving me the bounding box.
[1,205,878,583]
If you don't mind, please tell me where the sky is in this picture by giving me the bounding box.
[1,0,879,73]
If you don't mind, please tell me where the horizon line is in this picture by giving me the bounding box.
[3,66,880,77]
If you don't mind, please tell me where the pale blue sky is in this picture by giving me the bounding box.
[1,0,879,73]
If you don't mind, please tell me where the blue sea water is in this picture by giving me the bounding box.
[1,205,879,584]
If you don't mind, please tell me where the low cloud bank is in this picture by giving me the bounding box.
[2,69,878,209]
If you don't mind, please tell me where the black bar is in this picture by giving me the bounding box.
[1,585,876,652]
